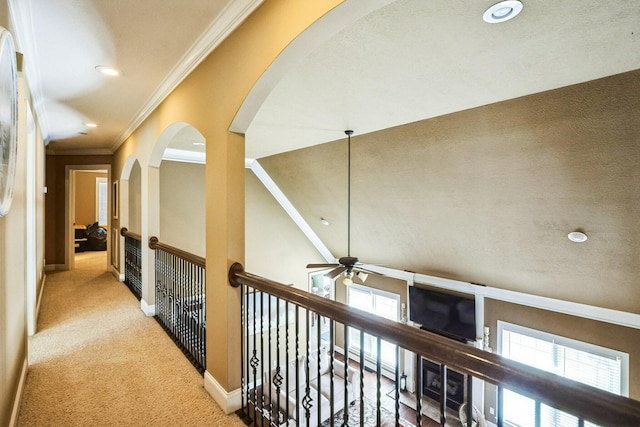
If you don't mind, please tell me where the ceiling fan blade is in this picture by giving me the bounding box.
[307,263,339,268]
[354,266,382,275]
[324,266,347,279]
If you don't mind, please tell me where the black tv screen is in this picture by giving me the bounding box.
[408,285,476,343]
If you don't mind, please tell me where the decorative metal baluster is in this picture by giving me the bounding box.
[268,294,273,424]
[260,292,265,420]
[343,324,349,425]
[285,301,290,424]
[416,355,422,427]
[497,385,503,427]
[295,306,300,427]
[376,337,382,426]
[395,345,400,427]
[440,364,448,426]
[316,314,322,427]
[535,400,541,427]
[360,331,365,423]
[329,320,335,427]
[251,289,259,423]
[240,282,246,419]
[466,374,473,427]
[302,309,312,427]
[274,298,284,427]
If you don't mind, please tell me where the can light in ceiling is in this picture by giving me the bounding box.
[568,231,588,243]
[84,122,98,128]
[483,1,523,23]
[95,65,122,77]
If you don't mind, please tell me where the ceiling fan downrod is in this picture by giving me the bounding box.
[345,129,353,258]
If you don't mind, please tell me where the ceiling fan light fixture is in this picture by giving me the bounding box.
[343,271,353,286]
[356,271,368,283]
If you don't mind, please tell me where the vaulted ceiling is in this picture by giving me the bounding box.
[9,0,640,158]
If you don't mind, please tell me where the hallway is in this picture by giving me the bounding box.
[17,252,244,426]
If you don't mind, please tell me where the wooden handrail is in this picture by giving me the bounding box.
[120,227,142,241]
[148,236,206,268]
[229,262,640,426]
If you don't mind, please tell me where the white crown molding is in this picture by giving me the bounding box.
[246,158,335,263]
[8,0,52,144]
[162,148,205,164]
[110,0,264,152]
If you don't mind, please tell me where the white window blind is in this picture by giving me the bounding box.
[347,284,399,367]
[96,178,108,226]
[499,322,628,427]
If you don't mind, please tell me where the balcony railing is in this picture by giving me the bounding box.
[120,227,142,300]
[150,236,206,374]
[229,262,640,427]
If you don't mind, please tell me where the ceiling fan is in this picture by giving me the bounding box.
[307,130,379,285]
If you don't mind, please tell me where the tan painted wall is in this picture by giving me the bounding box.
[112,0,342,391]
[128,160,142,234]
[260,70,640,315]
[159,161,205,257]
[0,71,29,425]
[246,170,325,288]
[484,298,640,424]
[45,155,113,266]
[74,171,107,227]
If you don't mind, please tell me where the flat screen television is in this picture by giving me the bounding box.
[408,285,476,343]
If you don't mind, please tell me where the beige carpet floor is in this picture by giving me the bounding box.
[17,251,245,426]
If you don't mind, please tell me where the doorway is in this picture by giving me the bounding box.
[65,165,111,271]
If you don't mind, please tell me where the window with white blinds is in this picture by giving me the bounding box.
[498,321,629,427]
[347,284,399,368]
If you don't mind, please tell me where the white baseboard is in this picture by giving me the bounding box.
[204,370,242,414]
[140,299,155,317]
[9,358,28,427]
[35,274,46,325]
[110,265,122,280]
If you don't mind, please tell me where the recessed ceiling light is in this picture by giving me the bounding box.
[95,65,122,76]
[483,1,523,23]
[84,122,98,128]
[192,142,205,146]
[567,231,588,243]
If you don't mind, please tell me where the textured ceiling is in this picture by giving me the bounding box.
[244,0,640,159]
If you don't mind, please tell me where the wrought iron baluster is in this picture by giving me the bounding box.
[295,305,300,427]
[466,374,473,427]
[316,313,322,427]
[416,354,422,427]
[395,345,400,427]
[302,309,312,427]
[343,324,349,425]
[329,319,335,427]
[376,336,382,426]
[360,330,365,423]
[440,363,447,426]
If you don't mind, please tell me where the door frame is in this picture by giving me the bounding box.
[64,164,111,270]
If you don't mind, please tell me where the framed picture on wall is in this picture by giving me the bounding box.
[112,180,119,219]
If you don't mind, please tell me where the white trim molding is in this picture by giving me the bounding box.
[9,358,28,427]
[111,0,264,152]
[140,299,155,317]
[204,371,242,414]
[246,158,335,263]
[162,148,205,164]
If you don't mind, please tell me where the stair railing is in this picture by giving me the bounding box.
[229,262,640,427]
[120,227,142,300]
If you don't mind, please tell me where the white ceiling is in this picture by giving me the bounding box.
[7,0,640,157]
[243,0,640,158]
[8,0,261,153]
